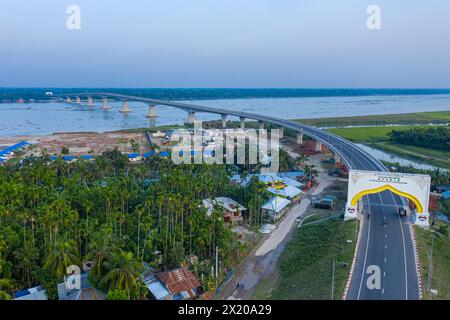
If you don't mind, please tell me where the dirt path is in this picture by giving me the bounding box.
[220,151,334,300]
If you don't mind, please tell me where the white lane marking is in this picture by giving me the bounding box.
[357,196,371,300]
[384,272,386,277]
[384,257,387,263]
[385,234,387,239]
[382,288,385,295]
[384,215,386,220]
[385,245,387,250]
[389,192,409,300]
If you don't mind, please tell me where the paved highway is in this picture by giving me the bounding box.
[58,92,420,300]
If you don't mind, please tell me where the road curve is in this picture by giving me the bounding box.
[57,92,420,300]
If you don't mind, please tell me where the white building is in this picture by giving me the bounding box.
[261,197,291,221]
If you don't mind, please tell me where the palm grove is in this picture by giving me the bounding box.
[0,149,276,300]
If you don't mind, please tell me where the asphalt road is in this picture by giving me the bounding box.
[57,92,420,300]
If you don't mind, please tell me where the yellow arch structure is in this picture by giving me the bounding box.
[351,184,424,213]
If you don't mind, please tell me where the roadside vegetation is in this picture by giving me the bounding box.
[414,225,450,300]
[252,219,356,300]
[252,183,356,300]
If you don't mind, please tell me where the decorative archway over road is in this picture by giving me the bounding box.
[345,170,431,226]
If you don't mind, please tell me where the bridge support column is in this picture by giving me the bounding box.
[240,117,245,129]
[146,105,157,118]
[297,132,304,144]
[315,141,323,152]
[221,114,228,128]
[119,101,131,113]
[87,96,94,107]
[259,121,265,130]
[279,127,284,139]
[101,97,111,110]
[76,97,81,104]
[186,112,196,124]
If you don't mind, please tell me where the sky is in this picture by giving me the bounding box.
[1,0,450,88]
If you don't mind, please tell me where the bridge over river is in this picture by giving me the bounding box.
[57,92,421,300]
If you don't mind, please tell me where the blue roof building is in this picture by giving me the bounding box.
[442,191,450,200]
[143,151,156,158]
[0,141,30,158]
[159,151,170,157]
[127,153,142,162]
[80,155,94,160]
[14,286,48,300]
[62,155,77,162]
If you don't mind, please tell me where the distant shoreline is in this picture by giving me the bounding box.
[1,110,448,139]
[2,88,450,102]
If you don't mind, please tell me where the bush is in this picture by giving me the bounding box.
[107,289,129,300]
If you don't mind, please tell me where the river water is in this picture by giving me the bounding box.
[1,93,450,136]
[355,143,443,171]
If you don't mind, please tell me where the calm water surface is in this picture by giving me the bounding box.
[1,94,449,136]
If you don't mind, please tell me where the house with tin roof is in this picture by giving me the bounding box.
[262,196,291,221]
[143,267,201,300]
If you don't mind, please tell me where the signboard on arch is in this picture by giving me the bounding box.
[345,170,431,227]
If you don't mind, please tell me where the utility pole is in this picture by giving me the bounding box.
[426,232,436,292]
[215,246,219,279]
[331,260,336,300]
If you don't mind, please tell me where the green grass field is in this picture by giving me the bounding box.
[298,110,450,127]
[414,225,450,300]
[252,218,357,300]
[327,126,422,142]
[326,125,450,169]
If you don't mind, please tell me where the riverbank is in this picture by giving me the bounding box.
[298,110,450,128]
[369,142,450,169]
[327,125,450,170]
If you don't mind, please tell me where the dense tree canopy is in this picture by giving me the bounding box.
[389,126,450,151]
[0,149,270,299]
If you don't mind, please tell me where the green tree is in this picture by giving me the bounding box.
[44,240,80,279]
[106,289,129,300]
[103,250,142,299]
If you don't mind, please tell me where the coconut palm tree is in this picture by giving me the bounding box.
[87,228,115,276]
[0,278,12,300]
[103,250,141,299]
[44,240,80,279]
[295,153,309,167]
